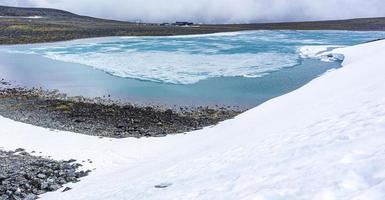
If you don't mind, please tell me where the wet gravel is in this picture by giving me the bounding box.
[0,87,241,138]
[0,148,90,200]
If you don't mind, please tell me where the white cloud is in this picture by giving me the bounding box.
[2,0,385,23]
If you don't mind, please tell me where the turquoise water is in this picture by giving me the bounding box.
[0,30,384,108]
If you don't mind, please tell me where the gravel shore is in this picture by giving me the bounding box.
[0,83,240,198]
[0,85,241,138]
[0,148,90,200]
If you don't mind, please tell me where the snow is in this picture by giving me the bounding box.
[1,40,385,200]
[299,45,344,61]
[0,16,43,19]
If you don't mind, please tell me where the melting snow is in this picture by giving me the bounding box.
[1,40,385,199]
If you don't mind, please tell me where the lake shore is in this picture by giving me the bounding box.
[0,82,241,138]
[1,38,384,200]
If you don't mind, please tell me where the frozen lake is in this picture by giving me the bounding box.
[0,30,384,108]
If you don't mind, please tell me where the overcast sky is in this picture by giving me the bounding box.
[2,0,385,23]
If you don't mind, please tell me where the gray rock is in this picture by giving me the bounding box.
[14,148,25,153]
[0,149,90,199]
[154,182,172,189]
[39,181,48,190]
[48,184,61,191]
[25,194,37,200]
[0,195,8,200]
[36,174,46,179]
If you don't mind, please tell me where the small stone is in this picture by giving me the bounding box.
[39,181,48,190]
[0,195,9,200]
[12,195,22,200]
[14,188,21,195]
[56,177,65,184]
[73,119,85,123]
[33,190,45,195]
[154,182,172,189]
[165,109,173,116]
[67,159,77,163]
[48,184,61,191]
[116,123,126,129]
[20,151,29,156]
[46,178,55,185]
[15,148,25,153]
[0,175,7,182]
[62,187,72,192]
[37,174,46,179]
[25,194,37,200]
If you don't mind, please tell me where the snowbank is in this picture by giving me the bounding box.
[1,40,385,200]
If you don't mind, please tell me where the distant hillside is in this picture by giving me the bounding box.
[1,5,385,44]
[247,17,385,31]
[0,5,78,17]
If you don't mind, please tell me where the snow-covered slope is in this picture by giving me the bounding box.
[1,40,385,200]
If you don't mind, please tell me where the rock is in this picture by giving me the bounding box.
[75,170,89,178]
[116,123,126,129]
[14,188,21,195]
[12,195,22,200]
[14,148,25,153]
[48,184,61,191]
[73,119,85,123]
[0,150,90,199]
[0,175,7,182]
[32,189,44,195]
[165,109,173,116]
[57,178,66,185]
[155,133,167,137]
[39,181,48,190]
[24,194,37,200]
[36,174,46,179]
[62,187,72,192]
[154,182,172,189]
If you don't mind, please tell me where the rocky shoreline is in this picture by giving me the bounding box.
[0,82,240,198]
[0,84,242,138]
[0,148,90,200]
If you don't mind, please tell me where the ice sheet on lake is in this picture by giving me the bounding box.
[43,51,298,84]
[3,30,385,84]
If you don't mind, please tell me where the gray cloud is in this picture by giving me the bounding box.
[2,0,385,23]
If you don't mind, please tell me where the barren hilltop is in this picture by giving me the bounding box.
[1,5,385,44]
